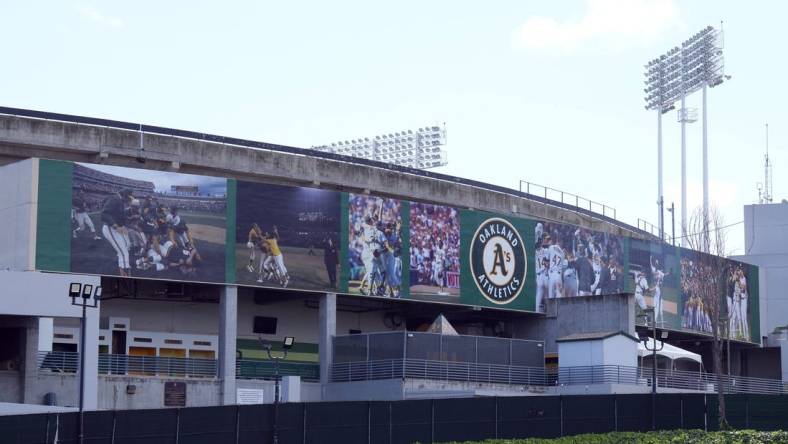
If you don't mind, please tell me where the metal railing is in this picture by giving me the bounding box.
[555,365,788,395]
[331,360,787,395]
[37,352,218,378]
[636,218,670,242]
[236,359,319,382]
[520,181,617,220]
[331,358,546,386]
[0,106,653,237]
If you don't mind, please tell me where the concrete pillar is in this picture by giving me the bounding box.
[218,285,238,405]
[82,308,99,410]
[22,317,41,404]
[319,293,337,385]
[37,317,53,353]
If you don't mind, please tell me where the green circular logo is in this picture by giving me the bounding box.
[470,218,527,305]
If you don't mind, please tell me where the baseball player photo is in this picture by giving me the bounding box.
[409,202,460,299]
[628,240,679,328]
[235,181,340,291]
[349,194,403,298]
[70,163,227,282]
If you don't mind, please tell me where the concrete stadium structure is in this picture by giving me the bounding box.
[0,108,783,413]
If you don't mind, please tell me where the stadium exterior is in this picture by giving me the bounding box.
[0,107,782,413]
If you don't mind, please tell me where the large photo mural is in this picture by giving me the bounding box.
[33,159,761,342]
[70,163,227,283]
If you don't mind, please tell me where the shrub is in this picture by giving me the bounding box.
[437,429,788,444]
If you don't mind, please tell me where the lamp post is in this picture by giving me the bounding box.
[69,282,100,444]
[639,307,665,430]
[261,336,295,444]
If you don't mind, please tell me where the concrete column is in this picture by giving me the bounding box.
[22,317,41,404]
[82,308,99,410]
[319,293,337,385]
[218,285,238,405]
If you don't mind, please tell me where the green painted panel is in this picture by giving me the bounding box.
[35,159,72,272]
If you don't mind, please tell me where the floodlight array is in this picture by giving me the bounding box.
[644,26,725,111]
[313,125,448,169]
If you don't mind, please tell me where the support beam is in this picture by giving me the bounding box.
[219,285,238,405]
[319,293,337,385]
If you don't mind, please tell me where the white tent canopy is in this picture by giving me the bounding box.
[637,337,703,366]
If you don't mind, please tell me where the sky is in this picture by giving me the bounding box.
[2,0,786,255]
[81,163,227,195]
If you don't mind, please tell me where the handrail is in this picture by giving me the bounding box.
[37,351,218,378]
[520,181,616,220]
[331,360,788,395]
[0,105,651,238]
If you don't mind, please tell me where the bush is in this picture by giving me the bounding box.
[438,429,788,444]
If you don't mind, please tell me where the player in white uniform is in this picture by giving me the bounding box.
[634,271,649,310]
[432,240,447,294]
[590,254,602,295]
[359,216,382,295]
[562,252,578,298]
[548,238,566,299]
[650,256,667,325]
[534,233,550,312]
[737,270,749,339]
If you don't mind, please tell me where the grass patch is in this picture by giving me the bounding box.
[439,429,788,444]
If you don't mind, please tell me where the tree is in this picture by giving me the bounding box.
[685,206,731,430]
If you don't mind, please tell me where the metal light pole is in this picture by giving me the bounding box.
[640,307,664,431]
[261,337,295,444]
[68,283,100,444]
[644,26,727,238]
[667,202,676,246]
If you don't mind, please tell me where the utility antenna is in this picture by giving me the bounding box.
[760,123,773,204]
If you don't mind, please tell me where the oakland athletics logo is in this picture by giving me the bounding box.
[470,218,527,305]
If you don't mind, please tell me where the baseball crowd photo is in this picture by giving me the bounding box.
[629,241,679,328]
[348,194,403,298]
[408,203,460,297]
[235,182,340,291]
[70,163,227,282]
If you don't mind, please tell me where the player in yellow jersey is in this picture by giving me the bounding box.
[246,223,264,273]
[262,226,289,287]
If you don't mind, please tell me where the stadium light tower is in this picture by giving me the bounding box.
[312,124,448,170]
[644,25,727,246]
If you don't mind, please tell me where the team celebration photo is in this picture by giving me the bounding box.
[235,182,340,291]
[348,194,403,298]
[533,221,625,312]
[70,163,228,282]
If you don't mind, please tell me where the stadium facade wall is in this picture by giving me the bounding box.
[0,157,36,271]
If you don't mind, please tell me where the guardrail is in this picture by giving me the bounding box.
[37,351,218,378]
[558,365,788,395]
[331,361,788,395]
[0,106,651,238]
[520,181,616,220]
[331,358,546,386]
[236,359,319,382]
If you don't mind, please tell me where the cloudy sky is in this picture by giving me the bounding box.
[2,1,786,254]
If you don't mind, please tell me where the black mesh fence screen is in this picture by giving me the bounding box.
[497,396,561,439]
[433,397,496,443]
[368,333,404,361]
[6,393,788,443]
[0,413,53,444]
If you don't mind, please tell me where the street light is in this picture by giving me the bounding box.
[638,307,665,431]
[261,336,295,444]
[69,282,100,444]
